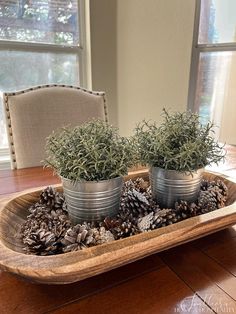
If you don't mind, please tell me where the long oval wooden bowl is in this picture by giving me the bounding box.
[0,171,236,285]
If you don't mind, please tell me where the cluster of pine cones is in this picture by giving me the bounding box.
[21,178,228,256]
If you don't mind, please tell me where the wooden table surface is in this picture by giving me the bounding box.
[0,145,236,314]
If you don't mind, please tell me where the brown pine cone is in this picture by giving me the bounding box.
[212,180,228,200]
[39,186,64,210]
[132,177,149,193]
[198,190,225,214]
[198,190,217,213]
[175,200,199,219]
[200,179,212,191]
[22,229,58,255]
[114,220,139,239]
[104,216,139,239]
[198,179,227,214]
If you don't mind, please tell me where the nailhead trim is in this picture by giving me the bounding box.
[3,84,108,169]
[4,95,17,169]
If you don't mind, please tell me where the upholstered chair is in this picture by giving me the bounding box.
[3,84,108,169]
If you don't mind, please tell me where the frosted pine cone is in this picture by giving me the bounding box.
[120,188,155,218]
[21,203,71,255]
[123,178,149,194]
[61,223,95,252]
[138,209,179,232]
[93,226,115,244]
[137,212,154,232]
[61,224,115,253]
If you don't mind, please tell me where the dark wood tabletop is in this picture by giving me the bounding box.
[0,145,236,314]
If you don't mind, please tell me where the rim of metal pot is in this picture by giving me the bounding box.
[149,166,205,180]
[149,166,204,175]
[60,175,123,185]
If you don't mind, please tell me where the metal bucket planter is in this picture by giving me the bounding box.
[61,176,123,224]
[149,167,204,208]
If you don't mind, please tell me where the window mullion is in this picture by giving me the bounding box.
[187,0,201,110]
[0,41,81,54]
[77,0,92,89]
[196,44,236,52]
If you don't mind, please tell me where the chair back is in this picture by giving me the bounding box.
[3,84,108,169]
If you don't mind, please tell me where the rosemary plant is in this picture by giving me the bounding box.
[135,109,225,173]
[45,120,136,181]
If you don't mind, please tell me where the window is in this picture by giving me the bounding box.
[0,0,91,165]
[188,0,236,143]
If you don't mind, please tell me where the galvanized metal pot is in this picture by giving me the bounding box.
[61,176,123,224]
[149,167,204,208]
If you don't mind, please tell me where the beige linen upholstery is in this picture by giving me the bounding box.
[3,85,108,169]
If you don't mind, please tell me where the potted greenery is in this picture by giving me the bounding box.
[135,109,225,208]
[45,119,135,224]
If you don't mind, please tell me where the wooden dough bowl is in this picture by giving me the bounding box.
[0,171,236,285]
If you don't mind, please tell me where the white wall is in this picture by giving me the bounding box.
[90,0,196,136]
[90,0,118,126]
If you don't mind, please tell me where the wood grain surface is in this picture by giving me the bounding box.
[0,171,236,286]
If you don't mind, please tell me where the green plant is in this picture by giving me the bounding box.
[45,119,136,181]
[135,109,225,173]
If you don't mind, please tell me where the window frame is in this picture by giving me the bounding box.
[0,0,92,168]
[188,0,236,113]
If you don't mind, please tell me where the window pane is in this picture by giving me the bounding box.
[0,0,79,45]
[194,51,235,140]
[0,50,79,148]
[199,0,236,44]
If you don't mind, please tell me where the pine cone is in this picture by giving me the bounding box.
[21,203,71,255]
[104,216,139,239]
[22,229,58,255]
[132,177,149,193]
[61,224,115,253]
[114,220,139,239]
[123,179,135,193]
[175,200,199,219]
[154,209,179,228]
[201,179,228,195]
[198,190,217,213]
[211,180,228,200]
[61,223,94,252]
[198,179,228,213]
[138,209,180,232]
[200,179,212,191]
[123,178,148,193]
[120,189,151,217]
[39,186,64,210]
[137,212,154,232]
[92,226,115,244]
